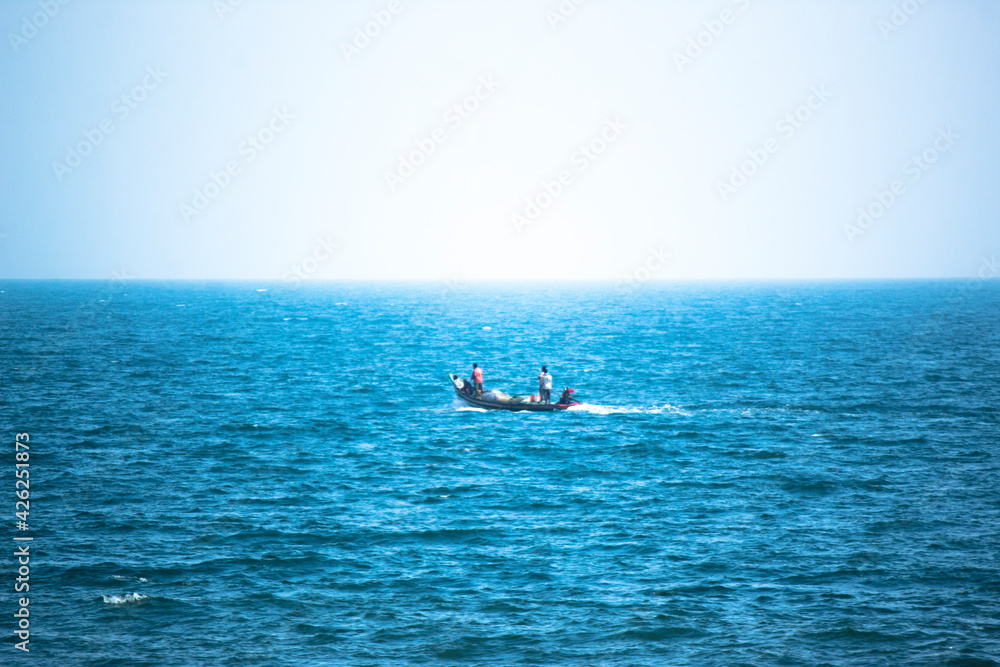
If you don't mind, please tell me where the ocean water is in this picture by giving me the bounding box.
[2,280,999,666]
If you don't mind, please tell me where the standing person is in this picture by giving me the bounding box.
[472,363,483,397]
[538,366,552,404]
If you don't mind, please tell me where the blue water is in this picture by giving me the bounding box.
[2,281,999,666]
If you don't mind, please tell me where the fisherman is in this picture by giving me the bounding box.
[472,363,484,397]
[538,366,552,404]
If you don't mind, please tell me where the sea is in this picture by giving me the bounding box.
[1,280,998,666]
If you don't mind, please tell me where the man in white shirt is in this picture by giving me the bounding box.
[538,366,553,404]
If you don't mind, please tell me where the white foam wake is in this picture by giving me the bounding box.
[567,403,692,416]
[102,592,149,605]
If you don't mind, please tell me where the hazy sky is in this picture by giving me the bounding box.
[2,0,998,281]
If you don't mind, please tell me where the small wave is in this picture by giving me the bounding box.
[256,289,267,292]
[748,449,788,459]
[102,592,149,605]
[568,403,692,416]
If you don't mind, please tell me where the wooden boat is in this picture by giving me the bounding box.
[448,373,580,412]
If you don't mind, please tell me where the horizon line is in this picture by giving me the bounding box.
[1,277,997,284]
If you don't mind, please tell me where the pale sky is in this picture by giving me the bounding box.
[1,0,998,281]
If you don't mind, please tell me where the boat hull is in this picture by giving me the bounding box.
[449,374,578,412]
